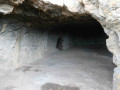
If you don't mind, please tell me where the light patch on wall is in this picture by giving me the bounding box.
[0,4,14,14]
[1,24,7,33]
[43,0,63,6]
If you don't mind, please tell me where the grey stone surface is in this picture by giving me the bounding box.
[0,0,120,89]
[0,15,75,71]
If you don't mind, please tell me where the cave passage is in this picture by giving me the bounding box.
[38,19,115,90]
[52,19,112,56]
[0,15,115,90]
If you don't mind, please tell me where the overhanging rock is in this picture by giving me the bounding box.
[0,0,120,90]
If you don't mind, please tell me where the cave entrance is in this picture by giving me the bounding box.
[46,17,115,90]
[53,18,110,52]
[0,15,115,90]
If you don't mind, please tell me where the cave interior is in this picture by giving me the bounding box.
[0,14,115,90]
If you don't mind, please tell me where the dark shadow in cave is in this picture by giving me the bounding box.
[52,18,112,57]
[56,37,63,50]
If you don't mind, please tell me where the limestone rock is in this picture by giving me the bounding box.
[0,0,120,89]
[0,3,14,14]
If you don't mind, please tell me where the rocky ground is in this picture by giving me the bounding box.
[0,46,115,90]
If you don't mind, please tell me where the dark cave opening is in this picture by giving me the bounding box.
[56,37,63,50]
[0,14,112,57]
[53,19,112,57]
[43,18,114,90]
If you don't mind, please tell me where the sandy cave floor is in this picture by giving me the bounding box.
[0,46,115,90]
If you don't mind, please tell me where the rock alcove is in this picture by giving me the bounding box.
[0,0,120,90]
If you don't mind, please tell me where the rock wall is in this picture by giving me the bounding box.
[0,0,120,90]
[0,15,74,71]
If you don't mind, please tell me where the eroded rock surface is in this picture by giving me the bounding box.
[0,0,120,90]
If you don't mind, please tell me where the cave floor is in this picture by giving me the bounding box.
[0,46,115,90]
